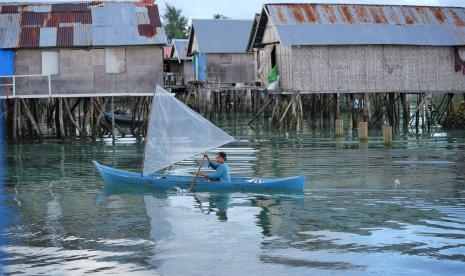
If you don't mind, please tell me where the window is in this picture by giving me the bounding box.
[105,48,126,74]
[42,51,59,75]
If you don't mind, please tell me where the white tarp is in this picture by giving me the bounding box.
[143,85,235,175]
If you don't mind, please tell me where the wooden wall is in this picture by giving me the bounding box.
[290,45,465,93]
[13,46,164,96]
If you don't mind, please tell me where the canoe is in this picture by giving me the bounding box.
[104,112,142,125]
[93,161,305,192]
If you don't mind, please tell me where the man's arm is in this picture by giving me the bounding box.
[206,165,225,180]
[209,162,218,170]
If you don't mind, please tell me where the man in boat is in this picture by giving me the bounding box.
[196,152,231,182]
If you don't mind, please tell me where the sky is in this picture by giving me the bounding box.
[2,0,465,20]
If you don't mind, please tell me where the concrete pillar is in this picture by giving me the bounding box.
[383,124,392,147]
[335,119,343,138]
[358,121,368,141]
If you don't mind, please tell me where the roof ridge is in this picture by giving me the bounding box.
[264,2,465,9]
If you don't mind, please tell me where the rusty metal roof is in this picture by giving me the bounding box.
[250,3,465,47]
[0,0,167,49]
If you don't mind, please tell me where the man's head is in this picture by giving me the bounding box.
[216,152,227,164]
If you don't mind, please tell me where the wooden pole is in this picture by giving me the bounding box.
[12,99,18,141]
[335,119,343,138]
[63,97,84,137]
[383,124,392,147]
[248,96,272,125]
[358,121,368,142]
[58,98,65,138]
[20,99,42,138]
[401,93,409,129]
[111,96,115,144]
[279,97,293,124]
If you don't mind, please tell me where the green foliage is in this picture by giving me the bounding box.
[213,14,229,19]
[163,3,188,42]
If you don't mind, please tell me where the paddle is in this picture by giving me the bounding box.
[188,155,207,192]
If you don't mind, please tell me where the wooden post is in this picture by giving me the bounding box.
[335,118,343,138]
[415,94,421,131]
[364,93,372,123]
[401,93,410,129]
[383,124,392,147]
[17,99,22,139]
[246,89,252,113]
[63,98,84,137]
[58,98,65,138]
[12,99,18,141]
[111,96,115,144]
[279,98,292,124]
[358,121,368,141]
[349,94,357,130]
[20,99,42,138]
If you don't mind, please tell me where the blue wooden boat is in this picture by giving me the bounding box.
[93,161,305,192]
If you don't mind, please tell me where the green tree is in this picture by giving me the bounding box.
[213,14,229,19]
[163,3,188,42]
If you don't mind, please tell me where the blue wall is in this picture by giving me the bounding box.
[193,53,207,81]
[0,50,14,75]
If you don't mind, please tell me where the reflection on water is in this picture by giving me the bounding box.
[1,114,465,275]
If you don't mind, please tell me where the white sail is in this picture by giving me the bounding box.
[142,85,236,176]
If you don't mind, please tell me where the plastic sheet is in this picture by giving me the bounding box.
[143,85,235,175]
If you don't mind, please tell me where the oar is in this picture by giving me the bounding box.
[188,155,207,192]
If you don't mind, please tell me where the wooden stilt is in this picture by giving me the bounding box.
[63,98,84,137]
[17,99,22,139]
[279,98,292,124]
[358,121,368,141]
[415,94,420,131]
[58,98,65,138]
[401,93,409,129]
[248,96,272,125]
[335,119,343,138]
[111,96,115,144]
[20,98,42,138]
[12,99,18,141]
[383,124,392,147]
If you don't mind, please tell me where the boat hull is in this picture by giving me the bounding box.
[93,161,305,192]
[104,112,142,125]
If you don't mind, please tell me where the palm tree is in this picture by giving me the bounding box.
[213,14,229,19]
[163,3,188,42]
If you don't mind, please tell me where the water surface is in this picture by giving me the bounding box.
[1,114,465,275]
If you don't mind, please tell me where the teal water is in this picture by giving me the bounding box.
[1,114,465,275]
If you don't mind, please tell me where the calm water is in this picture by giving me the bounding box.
[1,113,465,275]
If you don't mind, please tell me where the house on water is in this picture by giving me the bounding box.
[164,38,193,87]
[0,0,167,98]
[187,19,255,85]
[248,3,465,94]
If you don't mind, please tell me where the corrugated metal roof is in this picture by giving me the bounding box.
[0,0,167,49]
[171,38,188,62]
[189,19,254,53]
[253,3,465,46]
